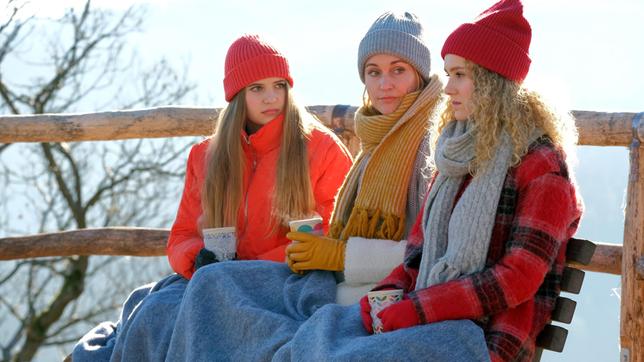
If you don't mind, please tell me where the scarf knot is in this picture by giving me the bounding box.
[434,119,475,177]
[356,91,419,152]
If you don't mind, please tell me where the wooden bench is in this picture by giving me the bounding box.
[2,105,638,360]
[534,237,597,360]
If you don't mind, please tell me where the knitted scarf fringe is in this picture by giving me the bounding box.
[329,207,406,241]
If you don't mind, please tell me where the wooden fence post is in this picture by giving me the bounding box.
[620,112,644,362]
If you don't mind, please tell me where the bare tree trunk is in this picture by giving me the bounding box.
[13,257,88,362]
[0,1,195,360]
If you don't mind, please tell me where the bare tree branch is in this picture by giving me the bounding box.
[54,143,83,207]
[13,257,88,362]
[0,0,195,359]
[40,143,83,227]
[0,78,20,114]
[0,292,24,321]
[45,304,116,338]
[0,1,28,64]
[0,260,26,284]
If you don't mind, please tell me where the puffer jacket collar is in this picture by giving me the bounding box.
[241,114,284,154]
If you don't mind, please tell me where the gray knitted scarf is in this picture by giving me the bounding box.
[415,120,539,290]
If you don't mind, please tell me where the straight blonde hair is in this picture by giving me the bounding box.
[201,85,316,232]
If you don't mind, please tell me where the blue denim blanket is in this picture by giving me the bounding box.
[73,261,490,362]
[72,273,187,362]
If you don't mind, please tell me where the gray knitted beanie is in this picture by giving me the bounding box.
[358,11,431,84]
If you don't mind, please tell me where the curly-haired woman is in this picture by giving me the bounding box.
[360,1,583,361]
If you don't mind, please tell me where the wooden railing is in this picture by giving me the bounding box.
[0,106,643,361]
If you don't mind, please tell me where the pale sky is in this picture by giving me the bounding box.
[6,1,644,361]
[12,0,644,112]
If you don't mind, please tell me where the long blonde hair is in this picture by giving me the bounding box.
[201,85,316,231]
[435,61,577,174]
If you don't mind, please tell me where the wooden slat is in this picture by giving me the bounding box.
[561,267,585,294]
[566,237,597,265]
[0,229,625,274]
[567,241,621,275]
[550,297,577,324]
[0,107,640,147]
[533,236,590,360]
[0,227,168,260]
[572,111,642,146]
[0,107,218,142]
[620,133,644,359]
[536,325,568,352]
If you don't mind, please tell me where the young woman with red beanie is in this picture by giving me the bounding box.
[359,0,583,361]
[167,34,352,279]
[70,34,351,361]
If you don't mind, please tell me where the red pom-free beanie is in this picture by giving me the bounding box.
[441,0,531,82]
[223,34,293,102]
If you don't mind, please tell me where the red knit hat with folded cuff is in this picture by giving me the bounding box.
[441,0,532,82]
[223,34,293,102]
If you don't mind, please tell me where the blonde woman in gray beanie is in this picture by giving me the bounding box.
[286,11,444,305]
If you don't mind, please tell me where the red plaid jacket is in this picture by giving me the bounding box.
[374,138,583,362]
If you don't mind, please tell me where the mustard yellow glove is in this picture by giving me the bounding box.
[285,232,346,273]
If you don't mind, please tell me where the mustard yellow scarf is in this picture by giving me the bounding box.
[329,75,443,241]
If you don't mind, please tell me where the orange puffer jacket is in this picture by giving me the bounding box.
[167,115,353,279]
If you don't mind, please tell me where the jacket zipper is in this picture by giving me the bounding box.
[240,135,257,242]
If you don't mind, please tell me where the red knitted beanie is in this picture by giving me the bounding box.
[441,0,532,82]
[223,34,293,102]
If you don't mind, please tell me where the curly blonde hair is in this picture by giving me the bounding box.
[434,60,577,175]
